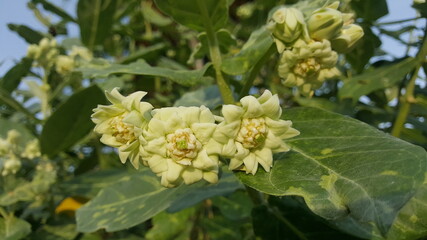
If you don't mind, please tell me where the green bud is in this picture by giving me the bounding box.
[307,7,343,40]
[268,7,306,51]
[331,24,364,53]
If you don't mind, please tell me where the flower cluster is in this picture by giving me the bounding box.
[268,1,364,96]
[27,37,92,75]
[0,130,41,176]
[92,88,299,187]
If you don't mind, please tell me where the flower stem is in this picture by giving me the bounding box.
[391,27,427,137]
[197,0,235,104]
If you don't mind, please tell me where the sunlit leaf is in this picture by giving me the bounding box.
[237,107,427,239]
[0,216,31,240]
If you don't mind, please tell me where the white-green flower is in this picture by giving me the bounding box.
[214,90,299,175]
[91,88,153,169]
[278,39,340,96]
[26,37,59,69]
[140,106,219,188]
[55,55,75,75]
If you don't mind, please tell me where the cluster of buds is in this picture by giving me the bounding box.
[27,38,93,75]
[0,130,41,176]
[268,1,364,96]
[92,88,299,188]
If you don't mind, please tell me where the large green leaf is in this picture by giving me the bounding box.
[1,57,32,93]
[154,0,229,32]
[221,27,273,75]
[40,85,105,156]
[77,59,211,87]
[32,0,76,22]
[76,170,242,232]
[236,107,427,239]
[339,58,418,102]
[77,0,116,49]
[173,85,222,109]
[145,208,195,240]
[0,216,31,240]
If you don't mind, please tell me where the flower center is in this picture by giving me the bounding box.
[236,118,268,149]
[110,114,136,144]
[166,128,202,165]
[293,57,320,77]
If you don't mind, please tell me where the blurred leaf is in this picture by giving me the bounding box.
[0,215,31,240]
[252,197,360,240]
[211,190,253,221]
[32,224,78,240]
[77,59,211,87]
[7,24,44,44]
[351,0,388,22]
[141,1,172,26]
[339,58,418,102]
[146,208,195,240]
[77,0,116,49]
[413,2,427,18]
[0,58,32,93]
[201,215,247,240]
[221,27,273,75]
[237,107,427,239]
[32,0,76,22]
[119,43,166,64]
[40,85,105,156]
[154,0,229,32]
[0,118,35,146]
[174,85,222,109]
[346,26,382,73]
[76,170,241,232]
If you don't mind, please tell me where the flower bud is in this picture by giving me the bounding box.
[307,7,343,40]
[268,7,307,52]
[2,157,21,176]
[330,24,364,53]
[56,55,75,75]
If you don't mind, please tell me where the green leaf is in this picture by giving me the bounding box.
[7,24,44,44]
[221,27,273,75]
[236,107,427,239]
[77,59,211,87]
[201,215,246,240]
[119,43,166,64]
[413,2,427,18]
[387,180,427,240]
[60,170,134,198]
[40,85,106,156]
[173,85,222,109]
[77,0,116,49]
[146,208,195,240]
[154,0,229,32]
[32,0,76,22]
[1,58,32,93]
[350,0,389,22]
[76,170,242,232]
[251,196,360,240]
[339,58,418,102]
[0,216,31,240]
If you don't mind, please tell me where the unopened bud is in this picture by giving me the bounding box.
[268,7,306,51]
[331,24,364,53]
[307,7,343,40]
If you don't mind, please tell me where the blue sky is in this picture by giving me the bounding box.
[0,0,423,75]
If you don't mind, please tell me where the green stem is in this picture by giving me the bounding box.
[391,29,427,137]
[0,207,9,219]
[239,44,276,98]
[376,17,422,26]
[0,88,40,123]
[197,0,234,104]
